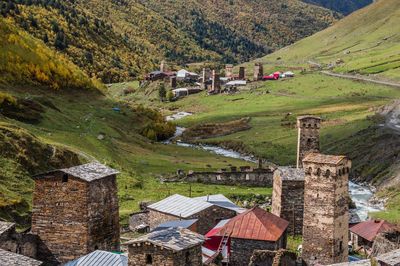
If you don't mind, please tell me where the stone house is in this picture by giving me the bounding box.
[204,206,289,266]
[147,194,237,235]
[0,221,38,259]
[302,153,351,266]
[0,248,43,266]
[377,249,400,266]
[350,220,396,249]
[271,167,305,236]
[125,227,204,266]
[31,162,120,264]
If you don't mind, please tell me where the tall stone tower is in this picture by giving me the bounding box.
[225,64,233,79]
[297,116,321,168]
[210,70,221,93]
[32,162,120,264]
[239,67,245,80]
[254,63,264,81]
[302,153,351,265]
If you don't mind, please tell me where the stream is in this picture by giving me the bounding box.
[165,115,383,221]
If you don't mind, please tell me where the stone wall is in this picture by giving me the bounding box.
[230,234,287,266]
[302,159,350,265]
[128,243,202,266]
[271,169,305,236]
[185,168,274,187]
[0,223,38,259]
[148,205,236,235]
[32,172,119,264]
[372,231,400,256]
[249,249,298,266]
[129,211,149,231]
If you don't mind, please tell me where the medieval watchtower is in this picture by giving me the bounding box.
[297,116,321,168]
[32,162,120,264]
[210,70,221,94]
[225,64,234,79]
[302,153,351,265]
[254,63,264,81]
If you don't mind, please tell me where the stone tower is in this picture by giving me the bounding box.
[297,116,321,168]
[210,70,221,93]
[225,64,233,79]
[160,60,166,72]
[271,167,305,236]
[302,153,351,265]
[254,63,264,81]
[32,162,120,264]
[239,67,245,80]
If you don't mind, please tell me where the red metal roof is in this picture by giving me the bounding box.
[214,207,289,242]
[350,220,396,242]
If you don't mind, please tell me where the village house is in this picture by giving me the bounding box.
[125,227,204,266]
[377,249,400,266]
[350,220,397,250]
[0,248,43,266]
[146,194,237,234]
[176,69,199,81]
[203,206,289,265]
[64,250,128,266]
[31,162,120,264]
[0,221,38,259]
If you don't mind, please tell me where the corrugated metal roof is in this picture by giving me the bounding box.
[0,249,43,266]
[214,207,289,242]
[34,162,119,182]
[350,220,396,242]
[125,227,205,251]
[148,194,213,218]
[65,250,127,266]
[194,194,247,213]
[152,219,198,232]
[303,153,347,165]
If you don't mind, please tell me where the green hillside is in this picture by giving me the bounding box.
[1,0,339,82]
[302,0,372,15]
[253,0,400,81]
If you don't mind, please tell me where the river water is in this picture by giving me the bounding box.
[165,116,383,221]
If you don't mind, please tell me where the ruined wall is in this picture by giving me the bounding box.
[249,249,297,266]
[230,234,287,266]
[271,170,305,236]
[32,173,119,263]
[87,178,120,252]
[296,117,321,168]
[372,231,400,256]
[129,211,149,231]
[128,243,202,266]
[0,223,38,259]
[185,169,274,187]
[302,160,350,265]
[148,206,236,235]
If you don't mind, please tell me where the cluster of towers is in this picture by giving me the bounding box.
[272,116,351,265]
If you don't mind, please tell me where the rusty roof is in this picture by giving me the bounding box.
[303,153,347,165]
[350,220,396,242]
[216,207,288,242]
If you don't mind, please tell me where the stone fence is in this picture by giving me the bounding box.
[183,166,275,187]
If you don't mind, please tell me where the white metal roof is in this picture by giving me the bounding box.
[65,250,127,266]
[226,80,247,86]
[148,194,214,218]
[194,194,247,213]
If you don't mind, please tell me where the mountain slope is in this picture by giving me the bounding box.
[302,0,372,15]
[1,0,339,82]
[138,0,340,63]
[255,0,400,82]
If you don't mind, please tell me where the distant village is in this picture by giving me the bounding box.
[1,111,399,266]
[142,61,296,101]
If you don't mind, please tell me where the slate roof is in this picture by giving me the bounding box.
[0,221,15,236]
[65,250,128,266]
[377,249,400,266]
[275,167,305,181]
[194,194,247,213]
[0,249,43,266]
[326,260,371,266]
[297,115,321,121]
[303,153,347,165]
[125,227,205,251]
[350,220,396,242]
[148,194,214,218]
[34,162,119,182]
[152,219,198,232]
[214,206,289,242]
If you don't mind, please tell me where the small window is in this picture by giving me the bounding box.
[146,254,153,265]
[94,245,99,250]
[185,251,191,266]
[339,241,343,252]
[62,174,69,183]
